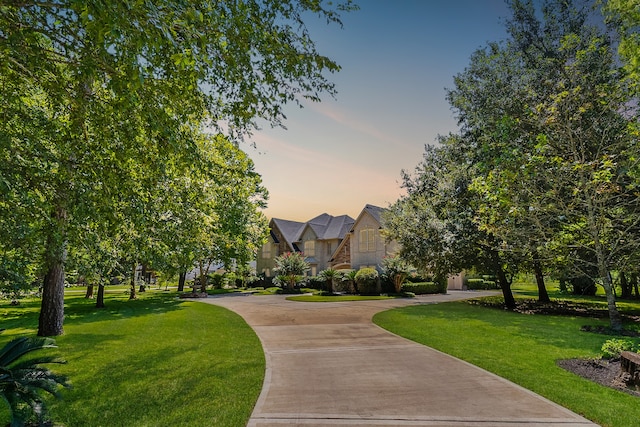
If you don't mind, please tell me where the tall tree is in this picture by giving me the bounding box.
[383,141,519,308]
[603,0,640,85]
[1,0,355,335]
[446,0,639,330]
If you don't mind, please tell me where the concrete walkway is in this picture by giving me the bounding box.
[199,291,596,426]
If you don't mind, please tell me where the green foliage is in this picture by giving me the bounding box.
[601,338,638,359]
[209,273,225,289]
[0,0,354,336]
[274,252,309,291]
[303,276,326,291]
[381,255,413,293]
[355,268,379,295]
[401,282,441,295]
[465,277,499,290]
[1,289,264,426]
[318,268,341,293]
[604,0,640,87]
[0,333,69,426]
[375,299,640,427]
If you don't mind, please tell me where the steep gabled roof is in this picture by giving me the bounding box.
[322,214,355,240]
[351,204,386,231]
[302,213,355,241]
[270,218,306,252]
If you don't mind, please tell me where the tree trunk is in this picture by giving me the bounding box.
[198,260,208,293]
[620,271,632,299]
[178,271,186,292]
[139,263,147,292]
[129,263,137,300]
[532,253,550,303]
[38,206,67,337]
[85,284,94,299]
[38,256,66,336]
[491,250,516,309]
[96,283,105,308]
[633,274,640,299]
[600,268,622,332]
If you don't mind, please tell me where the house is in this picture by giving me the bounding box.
[257,213,355,277]
[333,204,399,272]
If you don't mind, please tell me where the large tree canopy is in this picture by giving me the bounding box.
[0,0,355,335]
[385,0,639,330]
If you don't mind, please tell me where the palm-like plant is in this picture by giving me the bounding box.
[318,268,340,294]
[0,332,70,426]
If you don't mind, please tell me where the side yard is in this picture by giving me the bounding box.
[374,290,640,427]
[0,288,264,427]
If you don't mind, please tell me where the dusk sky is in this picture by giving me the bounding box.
[248,0,511,221]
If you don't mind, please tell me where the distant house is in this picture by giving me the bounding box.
[257,213,355,277]
[338,204,399,272]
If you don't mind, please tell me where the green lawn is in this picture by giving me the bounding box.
[0,287,264,427]
[4,281,639,426]
[374,288,640,427]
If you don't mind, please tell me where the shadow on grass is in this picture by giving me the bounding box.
[0,291,188,337]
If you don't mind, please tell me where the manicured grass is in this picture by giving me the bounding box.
[374,297,640,427]
[0,287,264,427]
[286,294,395,302]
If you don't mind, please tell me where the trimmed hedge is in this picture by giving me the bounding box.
[356,268,380,295]
[465,278,498,290]
[302,276,326,290]
[401,282,441,295]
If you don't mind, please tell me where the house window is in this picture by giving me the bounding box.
[359,229,376,252]
[304,240,315,256]
[261,243,271,259]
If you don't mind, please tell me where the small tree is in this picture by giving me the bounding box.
[318,268,340,294]
[273,252,309,292]
[381,255,412,293]
[0,333,70,426]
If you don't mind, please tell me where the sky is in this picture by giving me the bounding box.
[247,0,512,222]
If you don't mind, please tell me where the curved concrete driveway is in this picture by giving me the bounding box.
[200,291,595,427]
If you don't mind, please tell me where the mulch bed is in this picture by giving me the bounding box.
[558,358,640,398]
[468,297,640,397]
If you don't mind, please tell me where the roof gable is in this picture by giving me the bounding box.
[271,218,305,251]
[351,204,386,231]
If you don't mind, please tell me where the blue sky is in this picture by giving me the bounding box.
[249,0,511,221]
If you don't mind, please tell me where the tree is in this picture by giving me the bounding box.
[0,333,69,426]
[604,0,640,85]
[1,0,355,335]
[443,0,639,330]
[381,255,412,294]
[274,252,309,292]
[384,142,519,308]
[318,268,340,294]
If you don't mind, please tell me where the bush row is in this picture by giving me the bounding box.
[465,278,499,290]
[401,282,442,295]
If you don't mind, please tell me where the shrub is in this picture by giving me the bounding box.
[355,268,379,295]
[303,276,326,290]
[336,270,357,293]
[0,334,70,426]
[273,252,309,291]
[601,338,637,359]
[381,255,412,293]
[318,268,341,293]
[465,278,498,290]
[569,276,597,296]
[401,282,440,295]
[209,273,225,289]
